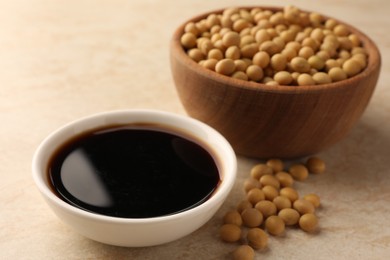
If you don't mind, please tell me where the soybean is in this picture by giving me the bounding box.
[343,58,362,77]
[280,187,299,202]
[223,31,240,47]
[275,171,294,187]
[265,216,285,236]
[250,164,273,179]
[247,188,266,204]
[312,72,332,84]
[299,213,318,232]
[289,164,309,181]
[246,65,264,81]
[241,208,264,228]
[255,200,277,218]
[215,59,236,75]
[266,158,284,172]
[297,73,315,86]
[232,245,255,260]
[328,67,347,82]
[247,228,268,249]
[259,175,280,189]
[273,195,292,211]
[293,199,315,215]
[181,33,197,49]
[274,71,293,85]
[262,185,279,201]
[303,193,321,208]
[306,157,326,174]
[278,208,300,225]
[224,210,243,226]
[220,224,242,242]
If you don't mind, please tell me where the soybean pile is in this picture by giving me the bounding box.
[220,157,325,260]
[180,6,368,86]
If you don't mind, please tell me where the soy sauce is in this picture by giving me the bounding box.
[48,125,220,218]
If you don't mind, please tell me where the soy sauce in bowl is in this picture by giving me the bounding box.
[48,124,221,218]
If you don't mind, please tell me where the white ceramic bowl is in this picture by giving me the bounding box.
[32,109,237,247]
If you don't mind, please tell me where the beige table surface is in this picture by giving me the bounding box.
[1,0,389,259]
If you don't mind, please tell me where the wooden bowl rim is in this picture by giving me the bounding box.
[171,6,381,94]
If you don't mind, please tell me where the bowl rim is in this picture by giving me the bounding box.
[171,6,381,94]
[32,109,237,224]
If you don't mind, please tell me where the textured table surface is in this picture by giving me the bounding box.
[1,0,389,259]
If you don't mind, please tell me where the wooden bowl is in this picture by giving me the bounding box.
[170,7,381,159]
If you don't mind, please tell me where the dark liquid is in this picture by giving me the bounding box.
[48,125,220,218]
